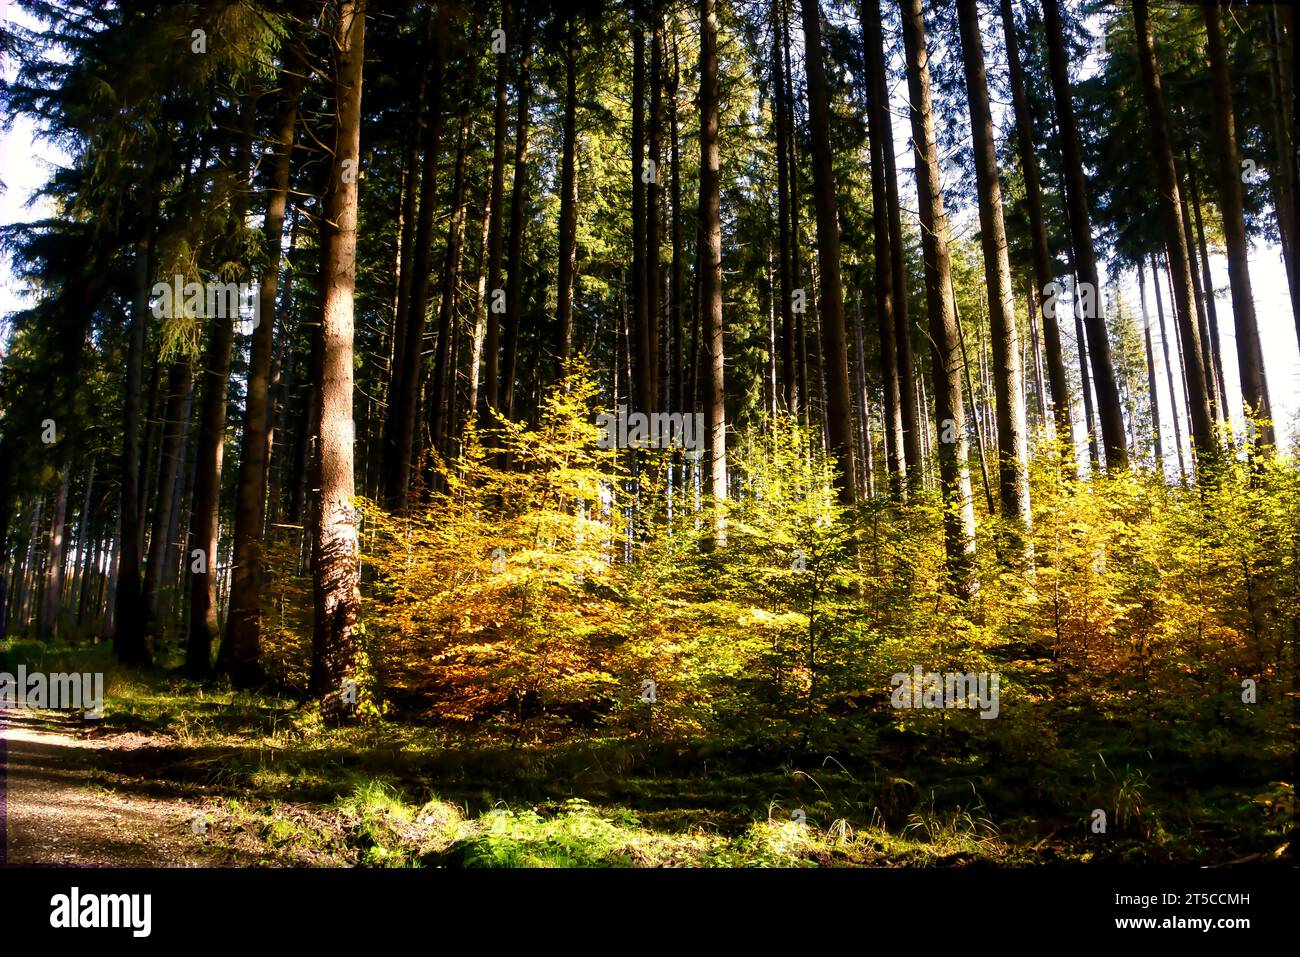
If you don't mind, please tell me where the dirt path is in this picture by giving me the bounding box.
[0,710,216,867]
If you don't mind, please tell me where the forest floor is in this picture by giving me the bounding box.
[1,639,1290,867]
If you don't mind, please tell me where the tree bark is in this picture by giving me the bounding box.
[699,0,727,545]
[1001,0,1073,471]
[859,0,905,489]
[1132,0,1215,462]
[310,0,366,712]
[223,45,304,685]
[556,13,580,369]
[1203,0,1275,448]
[900,0,976,596]
[1040,0,1127,470]
[799,0,857,503]
[957,0,1031,554]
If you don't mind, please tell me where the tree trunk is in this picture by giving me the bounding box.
[223,46,303,685]
[310,0,366,711]
[555,13,579,368]
[1151,254,1187,482]
[1132,0,1215,462]
[1137,260,1164,472]
[859,0,905,489]
[482,0,511,418]
[698,0,727,545]
[143,356,193,644]
[382,8,445,510]
[1001,0,1073,470]
[501,13,534,421]
[1040,0,1127,470]
[900,0,976,596]
[799,0,856,503]
[1203,0,1275,448]
[957,0,1031,554]
[115,237,152,665]
[39,465,71,642]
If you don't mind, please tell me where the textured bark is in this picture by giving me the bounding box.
[501,14,534,420]
[799,0,857,503]
[310,0,366,711]
[1001,0,1073,470]
[143,356,193,644]
[38,466,70,642]
[1040,0,1127,470]
[900,0,976,596]
[482,0,510,418]
[1204,0,1274,448]
[957,0,1031,553]
[115,238,152,665]
[699,0,727,545]
[631,6,651,414]
[555,13,579,368]
[1137,260,1164,471]
[1132,0,1214,461]
[223,45,304,686]
[859,0,905,489]
[1151,254,1187,482]
[382,8,445,510]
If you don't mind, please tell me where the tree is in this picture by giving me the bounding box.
[223,32,306,686]
[957,0,1031,552]
[555,11,579,366]
[310,0,366,710]
[1040,0,1127,471]
[699,0,727,544]
[999,0,1073,470]
[900,0,976,595]
[1202,0,1274,448]
[1132,0,1214,461]
[799,0,856,504]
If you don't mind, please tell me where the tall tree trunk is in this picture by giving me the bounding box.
[669,31,685,414]
[957,0,1031,554]
[859,0,905,488]
[1185,154,1229,417]
[1137,260,1164,471]
[185,99,256,676]
[430,76,473,456]
[1001,0,1073,471]
[1151,254,1187,482]
[1203,0,1275,448]
[1132,0,1215,462]
[631,5,651,413]
[799,0,857,503]
[143,356,193,644]
[646,7,663,408]
[382,8,445,510]
[698,0,727,545]
[39,465,70,642]
[502,13,534,420]
[482,0,511,418]
[773,0,797,417]
[555,13,579,368]
[310,0,366,711]
[900,0,976,596]
[115,237,152,665]
[1040,0,1127,470]
[223,47,304,685]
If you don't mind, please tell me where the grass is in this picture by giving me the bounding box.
[2,638,1288,867]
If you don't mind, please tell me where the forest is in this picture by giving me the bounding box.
[0,0,1294,869]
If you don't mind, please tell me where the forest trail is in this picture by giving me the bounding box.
[0,711,213,867]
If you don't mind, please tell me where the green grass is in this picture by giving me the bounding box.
[2,639,1287,867]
